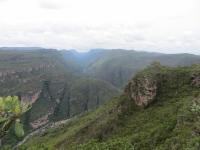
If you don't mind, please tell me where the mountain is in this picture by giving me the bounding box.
[61,49,200,88]
[1,47,200,147]
[1,48,200,129]
[0,47,47,51]
[20,63,200,150]
[60,49,105,73]
[0,49,119,145]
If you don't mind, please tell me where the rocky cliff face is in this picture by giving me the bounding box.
[124,63,165,108]
[125,75,158,107]
[191,72,200,87]
[0,64,55,78]
[20,91,41,104]
[0,64,56,103]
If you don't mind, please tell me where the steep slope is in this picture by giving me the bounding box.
[24,77,119,131]
[0,49,119,123]
[21,63,200,150]
[52,78,119,121]
[0,49,120,146]
[0,49,71,102]
[61,49,105,73]
[61,49,200,88]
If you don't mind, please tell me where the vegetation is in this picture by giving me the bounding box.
[62,49,200,88]
[19,64,200,150]
[1,48,200,149]
[0,96,29,146]
[0,49,119,133]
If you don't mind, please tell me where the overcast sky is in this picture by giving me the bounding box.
[0,0,199,54]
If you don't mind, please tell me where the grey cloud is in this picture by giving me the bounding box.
[0,22,199,55]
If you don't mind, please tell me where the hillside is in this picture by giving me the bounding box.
[61,49,200,88]
[1,48,200,148]
[0,49,69,95]
[20,63,200,150]
[0,49,118,119]
[0,49,119,146]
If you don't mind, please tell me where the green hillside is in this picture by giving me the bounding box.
[62,49,200,88]
[0,49,120,146]
[1,48,200,149]
[0,49,71,96]
[0,49,119,123]
[20,63,200,150]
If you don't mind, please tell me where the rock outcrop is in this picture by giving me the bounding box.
[0,64,55,78]
[20,91,41,104]
[191,72,200,87]
[125,75,158,107]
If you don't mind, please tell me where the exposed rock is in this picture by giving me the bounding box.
[21,91,41,104]
[30,109,54,129]
[191,72,200,87]
[30,114,49,129]
[0,63,55,79]
[125,76,157,107]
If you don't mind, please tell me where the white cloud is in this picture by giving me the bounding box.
[0,0,199,54]
[39,0,63,10]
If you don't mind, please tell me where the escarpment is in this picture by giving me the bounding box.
[191,71,200,87]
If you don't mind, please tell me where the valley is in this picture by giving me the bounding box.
[19,61,200,150]
[1,47,200,149]
[0,0,198,149]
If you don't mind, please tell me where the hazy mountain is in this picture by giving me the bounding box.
[0,47,46,51]
[61,49,200,87]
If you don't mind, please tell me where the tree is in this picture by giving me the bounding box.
[53,83,71,120]
[0,96,30,146]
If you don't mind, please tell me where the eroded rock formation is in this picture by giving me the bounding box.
[191,72,200,87]
[21,91,41,104]
[125,75,158,108]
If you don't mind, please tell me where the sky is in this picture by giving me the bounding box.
[0,0,199,54]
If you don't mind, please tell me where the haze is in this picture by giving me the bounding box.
[0,0,199,54]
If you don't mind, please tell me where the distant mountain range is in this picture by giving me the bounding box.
[61,49,200,87]
[0,47,46,51]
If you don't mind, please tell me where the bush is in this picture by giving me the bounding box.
[72,138,135,150]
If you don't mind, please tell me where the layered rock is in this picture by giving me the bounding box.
[0,63,55,78]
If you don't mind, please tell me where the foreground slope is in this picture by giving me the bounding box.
[21,63,200,150]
